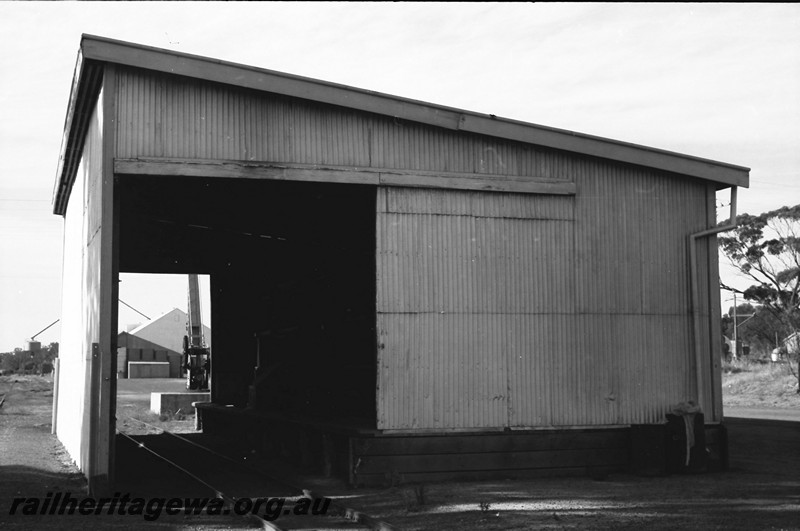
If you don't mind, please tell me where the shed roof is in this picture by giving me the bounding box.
[126,308,187,337]
[53,34,749,215]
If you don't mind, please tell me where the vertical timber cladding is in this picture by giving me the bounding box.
[376,159,712,431]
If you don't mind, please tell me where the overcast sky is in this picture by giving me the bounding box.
[0,2,798,352]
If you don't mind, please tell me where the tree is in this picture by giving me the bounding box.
[0,342,58,374]
[0,349,29,373]
[722,303,791,357]
[719,204,800,391]
[46,342,59,358]
[0,351,17,373]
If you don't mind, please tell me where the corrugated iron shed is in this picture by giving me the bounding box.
[51,34,749,494]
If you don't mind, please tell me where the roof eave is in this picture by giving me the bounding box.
[52,47,105,216]
[53,34,749,212]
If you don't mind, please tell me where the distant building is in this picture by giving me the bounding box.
[116,332,179,378]
[117,308,211,378]
[722,335,750,360]
[127,308,211,354]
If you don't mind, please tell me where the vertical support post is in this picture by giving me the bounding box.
[732,292,738,360]
[89,63,118,497]
[89,342,100,482]
[688,185,737,422]
[51,358,60,435]
[209,273,221,403]
[705,184,724,422]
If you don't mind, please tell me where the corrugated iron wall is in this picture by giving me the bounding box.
[113,67,719,430]
[115,67,577,179]
[571,164,710,426]
[376,188,575,429]
[377,165,710,431]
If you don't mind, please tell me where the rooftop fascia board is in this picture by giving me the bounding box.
[57,34,748,208]
[52,48,85,215]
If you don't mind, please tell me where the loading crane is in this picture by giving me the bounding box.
[183,274,210,391]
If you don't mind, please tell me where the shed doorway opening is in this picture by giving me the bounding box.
[115,273,212,434]
[117,175,378,429]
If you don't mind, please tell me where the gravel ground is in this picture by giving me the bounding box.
[2,375,799,530]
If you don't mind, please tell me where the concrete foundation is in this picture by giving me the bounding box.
[150,391,211,416]
[128,361,170,378]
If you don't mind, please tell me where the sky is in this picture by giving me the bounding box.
[0,2,798,352]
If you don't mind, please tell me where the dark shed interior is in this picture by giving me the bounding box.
[118,175,377,424]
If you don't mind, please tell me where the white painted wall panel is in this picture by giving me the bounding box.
[56,111,92,469]
[55,90,107,473]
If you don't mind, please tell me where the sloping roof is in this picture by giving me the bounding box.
[126,308,183,337]
[53,34,750,215]
[126,308,211,354]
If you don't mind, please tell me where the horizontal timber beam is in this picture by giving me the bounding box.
[114,158,577,195]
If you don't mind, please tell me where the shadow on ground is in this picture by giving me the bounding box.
[3,375,800,530]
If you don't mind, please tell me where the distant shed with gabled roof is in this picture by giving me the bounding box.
[52,34,748,493]
[125,307,211,356]
[116,308,211,378]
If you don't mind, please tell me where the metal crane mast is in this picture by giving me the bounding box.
[187,274,204,349]
[183,274,210,391]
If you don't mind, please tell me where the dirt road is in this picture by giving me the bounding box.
[725,405,800,422]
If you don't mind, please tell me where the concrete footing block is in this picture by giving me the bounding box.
[151,392,211,416]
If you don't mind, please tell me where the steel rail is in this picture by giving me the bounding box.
[121,415,297,490]
[118,416,396,530]
[116,427,277,530]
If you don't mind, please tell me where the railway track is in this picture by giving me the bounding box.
[117,417,394,530]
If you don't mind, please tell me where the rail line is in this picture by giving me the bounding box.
[116,428,277,530]
[117,416,395,530]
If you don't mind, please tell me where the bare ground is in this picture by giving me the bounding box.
[721,359,800,410]
[1,375,799,530]
[116,377,200,435]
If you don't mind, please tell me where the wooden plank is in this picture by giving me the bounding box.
[354,429,628,456]
[115,158,379,185]
[114,157,577,195]
[90,64,118,497]
[378,171,576,195]
[355,447,628,475]
[355,465,624,486]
